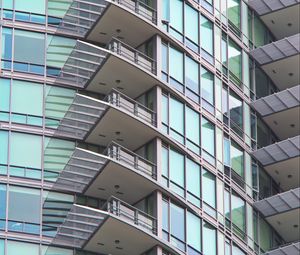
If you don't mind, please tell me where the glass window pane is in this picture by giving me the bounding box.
[229,90,243,133]
[0,185,6,225]
[162,200,169,231]
[185,56,199,93]
[201,67,214,105]
[1,28,12,61]
[14,29,45,65]
[186,107,200,145]
[228,0,241,29]
[162,43,168,73]
[0,131,8,165]
[11,80,43,116]
[10,132,42,169]
[170,98,184,134]
[7,240,39,255]
[260,218,271,252]
[187,212,201,251]
[170,149,184,187]
[186,158,200,197]
[0,78,10,112]
[162,95,168,124]
[231,193,245,233]
[231,141,244,177]
[203,222,217,255]
[224,138,231,166]
[0,239,3,253]
[201,15,213,55]
[8,186,40,224]
[170,0,183,33]
[202,169,216,208]
[232,244,246,255]
[228,40,242,81]
[185,4,199,44]
[162,147,169,178]
[15,0,45,14]
[201,117,215,156]
[169,47,183,83]
[170,203,185,241]
[162,0,170,21]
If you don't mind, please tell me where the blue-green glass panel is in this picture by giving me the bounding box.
[170,149,184,187]
[224,138,231,166]
[228,39,242,81]
[228,0,241,29]
[162,0,170,21]
[162,200,169,231]
[15,0,45,14]
[170,97,184,135]
[202,169,216,208]
[186,107,200,145]
[231,141,244,177]
[0,184,6,221]
[201,15,213,55]
[186,158,200,198]
[170,203,185,241]
[162,95,168,124]
[201,67,214,105]
[0,78,10,112]
[1,28,12,61]
[170,0,183,33]
[187,212,201,251]
[169,47,183,83]
[185,4,199,44]
[162,147,168,178]
[201,117,215,156]
[0,239,4,253]
[0,131,8,165]
[7,240,39,255]
[231,193,246,234]
[203,222,217,255]
[185,56,199,93]
[162,43,168,73]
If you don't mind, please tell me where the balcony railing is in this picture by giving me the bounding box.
[106,89,157,126]
[108,38,157,74]
[105,141,157,179]
[103,196,157,234]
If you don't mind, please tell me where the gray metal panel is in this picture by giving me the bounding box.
[55,93,108,140]
[252,136,300,166]
[250,34,300,65]
[264,242,300,255]
[248,0,300,16]
[254,188,300,217]
[52,204,107,248]
[52,147,108,193]
[252,85,300,116]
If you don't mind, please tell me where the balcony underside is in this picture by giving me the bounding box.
[248,1,300,38]
[254,188,300,242]
[264,242,300,255]
[250,35,300,89]
[252,85,300,140]
[85,105,158,149]
[86,2,157,47]
[53,204,182,255]
[86,52,158,98]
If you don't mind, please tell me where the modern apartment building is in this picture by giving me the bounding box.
[0,0,299,255]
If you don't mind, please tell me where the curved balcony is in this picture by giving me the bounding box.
[252,136,300,191]
[55,39,157,99]
[51,196,183,255]
[56,0,157,47]
[54,89,158,150]
[252,85,300,140]
[248,0,300,39]
[52,141,158,204]
[254,188,300,242]
[250,34,300,90]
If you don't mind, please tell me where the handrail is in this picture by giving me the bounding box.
[103,195,157,234]
[105,88,157,126]
[108,38,157,74]
[103,141,157,179]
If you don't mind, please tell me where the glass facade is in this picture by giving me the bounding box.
[0,0,293,254]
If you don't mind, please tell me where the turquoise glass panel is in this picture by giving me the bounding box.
[228,0,241,29]
[170,98,184,135]
[0,131,8,165]
[201,67,214,105]
[169,149,184,187]
[201,15,213,55]
[203,222,217,255]
[186,158,200,198]
[170,0,183,33]
[15,0,45,14]
[169,47,183,83]
[231,141,244,177]
[185,4,198,44]
[201,117,215,156]
[185,56,199,93]
[162,147,168,177]
[0,78,10,112]
[170,203,185,241]
[202,169,216,208]
[186,107,200,146]
[1,28,12,60]
[187,212,201,251]
[7,240,39,255]
[231,193,246,233]
[0,184,6,221]
[228,39,242,81]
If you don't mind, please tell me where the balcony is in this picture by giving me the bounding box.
[248,0,300,39]
[264,242,300,255]
[56,0,157,47]
[54,89,158,150]
[250,34,300,90]
[252,85,300,140]
[55,38,158,99]
[252,136,300,191]
[52,141,158,204]
[254,188,300,242]
[52,196,164,255]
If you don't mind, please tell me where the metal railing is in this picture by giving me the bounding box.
[103,196,157,234]
[104,142,157,179]
[108,38,157,74]
[112,0,157,24]
[106,89,157,126]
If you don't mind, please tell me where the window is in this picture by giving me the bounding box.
[0,79,10,121]
[0,131,8,166]
[170,149,184,196]
[231,192,246,236]
[186,107,200,153]
[203,222,217,255]
[201,117,215,163]
[170,97,184,142]
[8,186,40,234]
[185,4,199,46]
[260,218,272,252]
[200,15,213,56]
[228,39,242,82]
[187,212,201,253]
[202,169,216,214]
[10,132,42,169]
[185,56,199,94]
[231,141,244,178]
[170,0,183,34]
[186,158,201,207]
[229,90,243,136]
[0,185,6,229]
[7,240,39,255]
[0,239,3,253]
[169,46,184,84]
[228,0,241,30]
[201,67,214,107]
[14,0,45,14]
[1,28,12,69]
[170,203,185,250]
